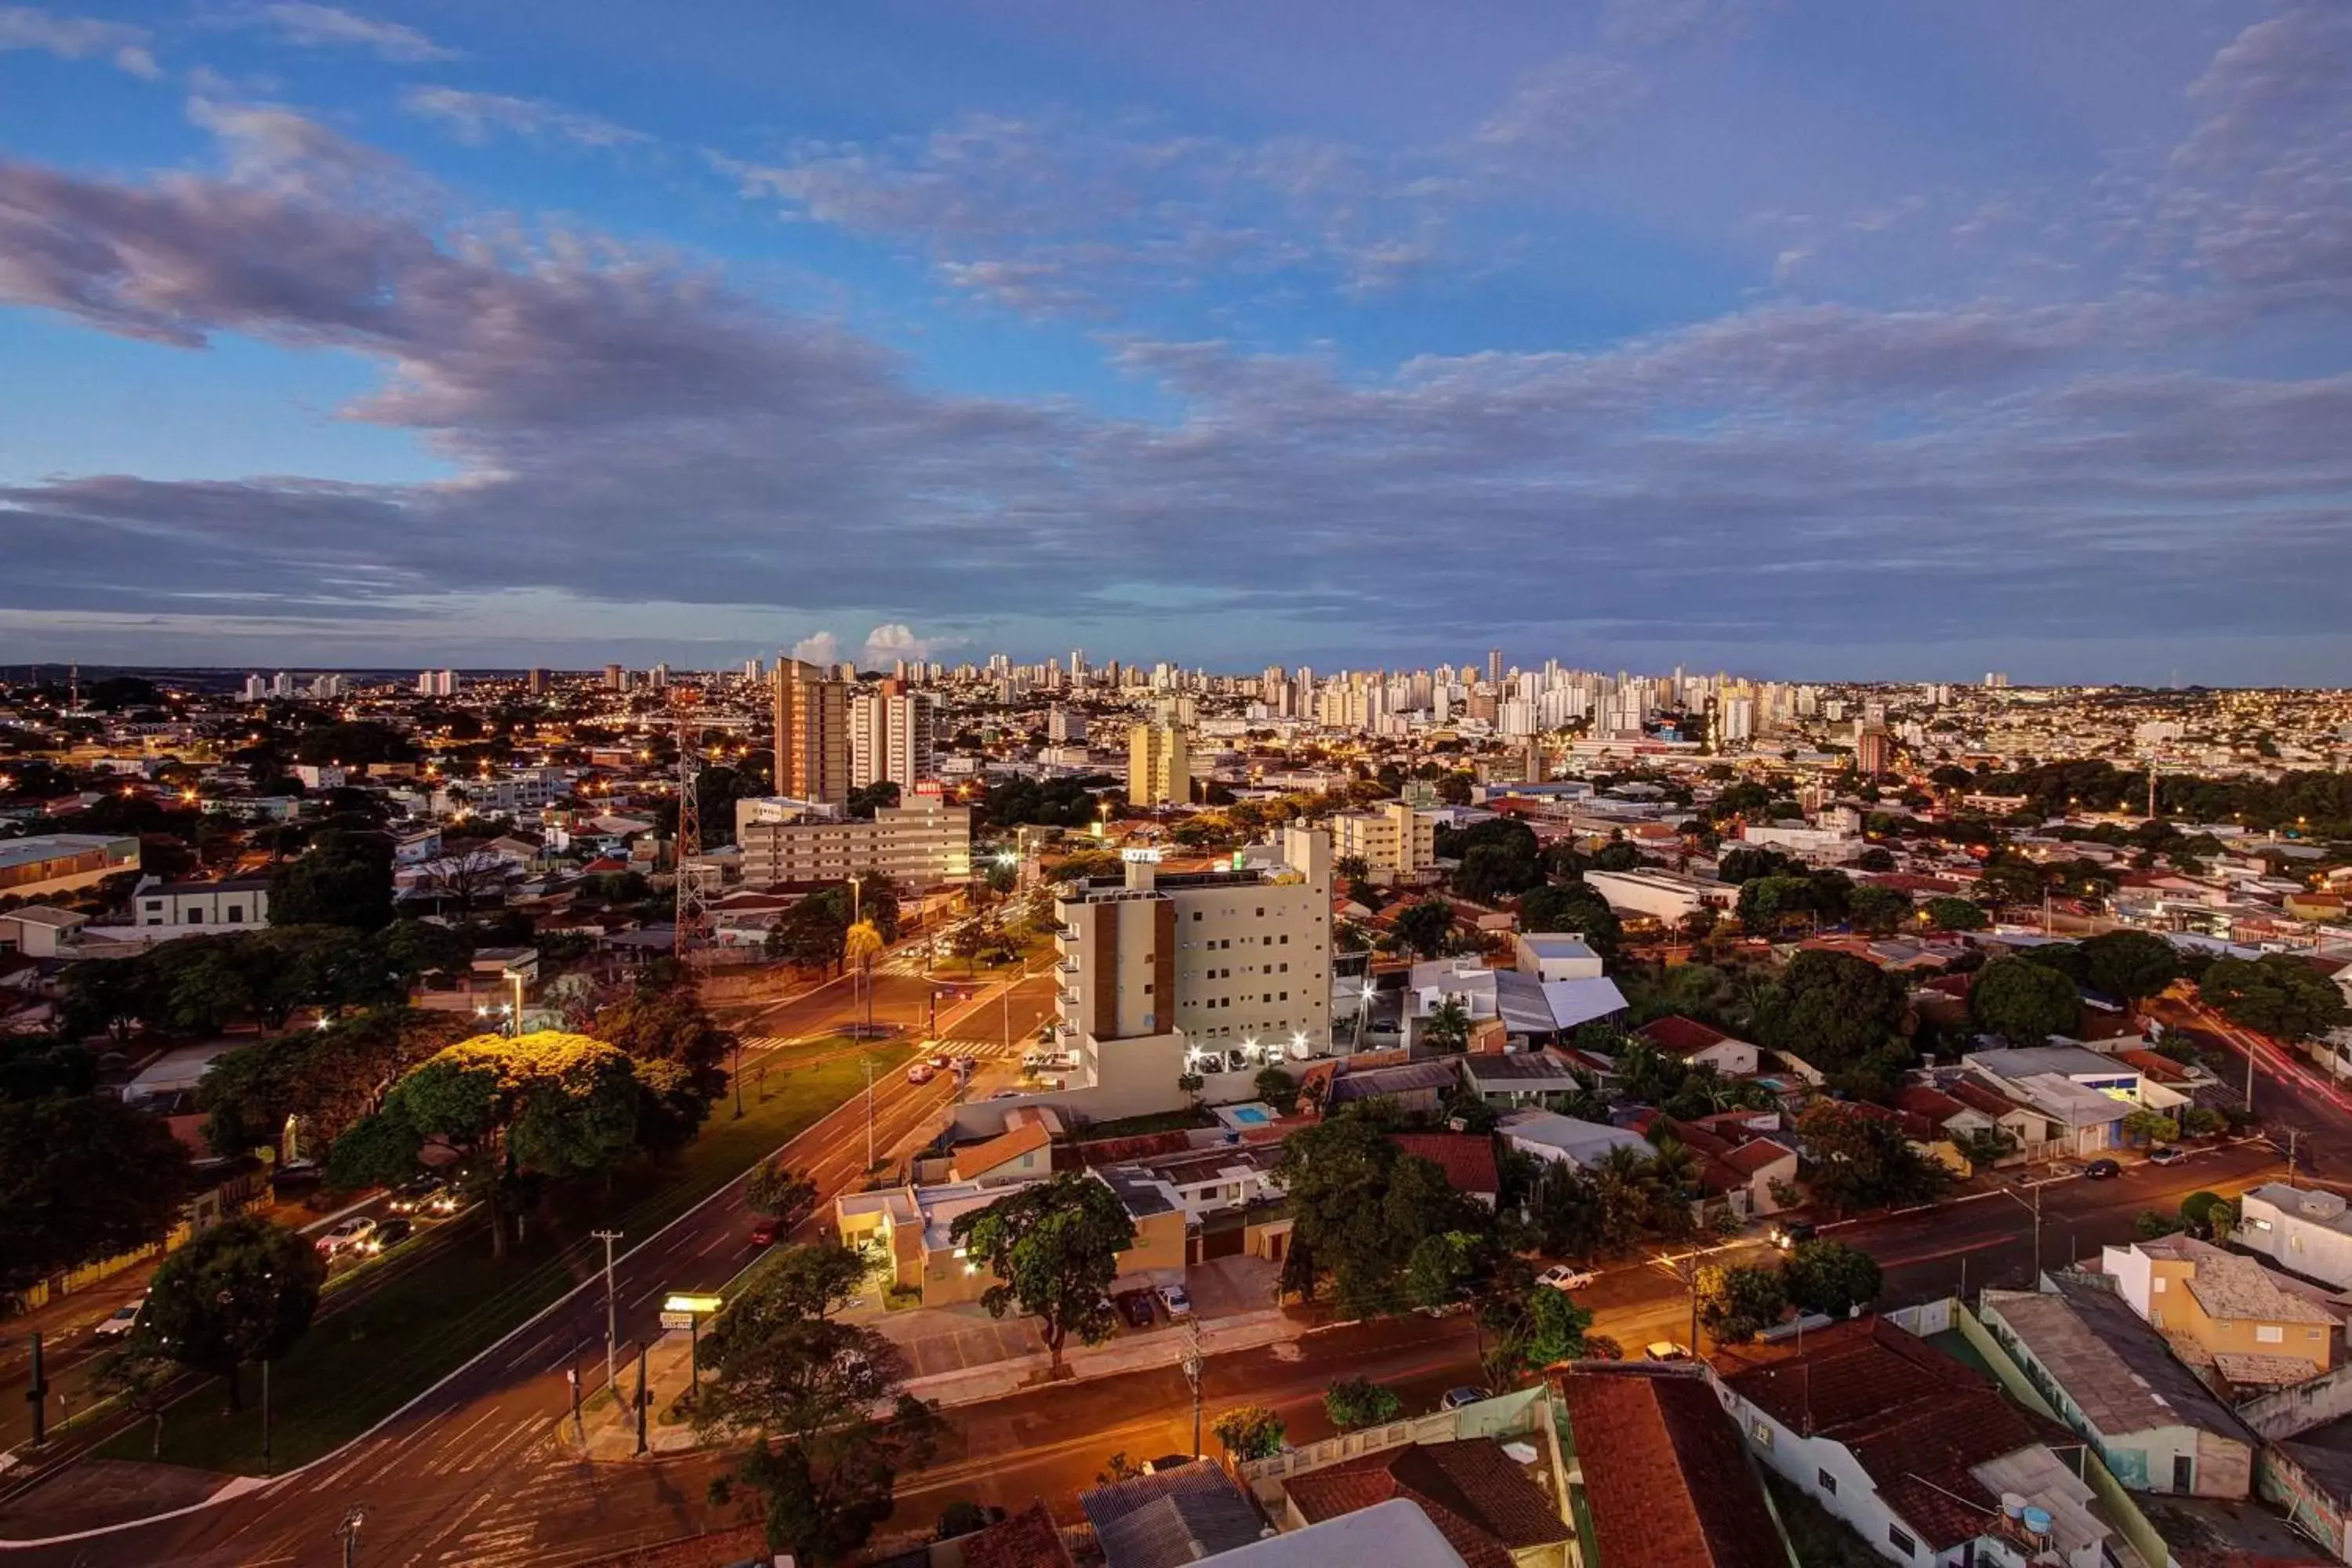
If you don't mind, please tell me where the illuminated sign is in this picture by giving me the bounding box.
[663,1293,724,1315]
[1121,848,1163,864]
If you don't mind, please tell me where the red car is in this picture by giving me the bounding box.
[748,1217,782,1247]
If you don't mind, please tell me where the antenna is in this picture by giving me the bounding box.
[671,688,709,963]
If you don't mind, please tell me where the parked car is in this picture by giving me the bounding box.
[1537,1265,1597,1292]
[360,1217,413,1254]
[2147,1145,2187,1167]
[2084,1158,2122,1179]
[1439,1386,1492,1411]
[93,1296,146,1341]
[318,1216,379,1256]
[1156,1283,1193,1319]
[1643,1341,1693,1362]
[749,1216,782,1247]
[1770,1220,1817,1250]
[1116,1290,1156,1329]
[906,1063,935,1084]
[387,1178,440,1214]
[1141,1453,1197,1474]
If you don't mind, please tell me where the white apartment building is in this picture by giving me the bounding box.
[734,793,973,890]
[849,687,936,791]
[1052,829,1332,1112]
[1582,866,1733,924]
[2235,1184,2352,1288]
[134,876,272,931]
[1330,800,1436,880]
[1046,705,1087,743]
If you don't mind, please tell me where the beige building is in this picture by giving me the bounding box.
[1125,721,1190,808]
[1054,828,1332,1094]
[848,683,935,792]
[734,793,972,890]
[833,1167,1187,1308]
[1330,800,1436,880]
[772,658,850,805]
[2105,1234,2339,1383]
[0,834,140,901]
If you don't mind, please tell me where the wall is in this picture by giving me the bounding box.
[2257,1446,2352,1563]
[2240,1358,2352,1441]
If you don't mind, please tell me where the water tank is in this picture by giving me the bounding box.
[2022,1506,2053,1538]
[2000,1494,2028,1522]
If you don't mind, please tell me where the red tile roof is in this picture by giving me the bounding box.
[1389,1132,1501,1197]
[1559,1367,1786,1568]
[1638,1014,1737,1057]
[1283,1439,1570,1568]
[1714,1318,2077,1552]
[960,1500,1076,1568]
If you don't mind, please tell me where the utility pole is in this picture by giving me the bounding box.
[593,1229,622,1393]
[336,1504,368,1568]
[633,1341,649,1456]
[24,1332,45,1448]
[731,1039,744,1120]
[1183,1316,1206,1460]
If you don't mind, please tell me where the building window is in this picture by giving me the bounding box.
[1816,1469,1836,1496]
[226,906,243,923]
[1748,1420,1773,1450]
[1886,1525,1914,1557]
[186,908,205,924]
[2256,1325,2284,1344]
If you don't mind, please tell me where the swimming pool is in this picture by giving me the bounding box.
[1226,1106,1271,1126]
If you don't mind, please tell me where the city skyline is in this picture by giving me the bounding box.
[5,2,2351,681]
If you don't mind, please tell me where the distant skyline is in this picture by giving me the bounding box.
[3,2,2350,683]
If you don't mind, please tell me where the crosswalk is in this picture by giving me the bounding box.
[735,1033,1030,1061]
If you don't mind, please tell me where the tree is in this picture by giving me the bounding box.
[2201,955,2350,1042]
[0,1094,196,1296]
[1421,996,1472,1054]
[2180,1190,2238,1241]
[747,1160,820,1225]
[1923,897,1989,932]
[1696,1263,1788,1345]
[267,828,394,931]
[143,1214,326,1409]
[2078,931,2180,1010]
[329,1032,641,1257]
[1976,858,2049,913]
[1795,1101,1952,1215]
[593,983,735,1149]
[91,1346,178,1457]
[1737,875,1819,934]
[1518,883,1621,956]
[1970,958,2083,1044]
[1486,1283,1594,1378]
[948,1173,1134,1370]
[1210,1405,1286,1462]
[1253,1066,1298,1114]
[1278,1105,1493,1316]
[1393,898,1455,960]
[1323,1377,1403,1432]
[1750,949,1914,1098]
[1847,884,1912,937]
[2122,1109,2180,1146]
[699,1250,944,1567]
[1780,1240,1882,1318]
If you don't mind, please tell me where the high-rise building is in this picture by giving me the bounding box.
[648,663,670,691]
[1486,648,1504,688]
[241,673,268,702]
[773,659,850,805]
[849,684,935,791]
[527,668,548,695]
[416,669,458,697]
[1047,705,1087,744]
[1856,724,1893,779]
[1126,721,1190,808]
[735,793,971,888]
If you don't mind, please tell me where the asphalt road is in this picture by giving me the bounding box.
[0,966,1059,1566]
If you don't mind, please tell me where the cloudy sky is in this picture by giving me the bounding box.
[2,1,2348,682]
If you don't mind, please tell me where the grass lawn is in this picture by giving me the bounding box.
[103,1044,913,1475]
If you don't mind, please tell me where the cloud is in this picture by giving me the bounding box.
[244,3,457,63]
[789,632,840,666]
[0,6,159,77]
[861,623,957,666]
[399,87,647,151]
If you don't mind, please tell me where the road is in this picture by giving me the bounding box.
[2147,995,2352,1172]
[0,964,1058,1566]
[0,1120,2282,1566]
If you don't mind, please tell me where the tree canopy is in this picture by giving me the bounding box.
[142,1214,327,1408]
[947,1172,1135,1369]
[2078,930,2181,1007]
[268,829,395,930]
[2200,954,2350,1042]
[1969,957,2084,1043]
[1277,1104,1502,1316]
[1750,949,1914,1098]
[0,1094,195,1296]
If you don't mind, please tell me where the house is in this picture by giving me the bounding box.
[950,1118,1055,1185]
[1327,1058,1460,1116]
[0,905,87,959]
[1080,1458,1269,1568]
[1278,1439,1573,1568]
[2236,1185,2352,1290]
[1112,1141,1287,1221]
[1556,1363,1787,1568]
[959,1499,1078,1568]
[1714,1316,2114,1566]
[1944,1077,2068,1165]
[2106,1233,2341,1385]
[1635,1015,1759,1076]
[1512,934,1605,983]
[131,875,272,932]
[1194,1497,1469,1566]
[1498,1110,1652,1170]
[1389,1133,1501,1207]
[1977,1279,2255,1498]
[833,1169,1187,1308]
[1459,1052,1585,1109]
[1651,1116,1797,1217]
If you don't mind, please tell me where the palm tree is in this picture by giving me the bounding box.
[1588,1145,1657,1252]
[844,919,884,1036]
[1422,996,1472,1054]
[1644,1136,1703,1236]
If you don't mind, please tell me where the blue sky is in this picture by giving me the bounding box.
[2,0,2350,681]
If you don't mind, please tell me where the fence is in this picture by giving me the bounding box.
[1237,1386,1549,1496]
[2241,1358,2352,1441]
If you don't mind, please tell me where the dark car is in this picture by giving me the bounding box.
[359,1217,412,1254]
[1770,1219,1817,1250]
[748,1217,782,1247]
[1116,1290,1156,1329]
[2084,1158,2122,1179]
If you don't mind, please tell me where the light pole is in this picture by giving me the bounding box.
[1995,1181,2044,1284]
[336,1504,368,1568]
[1182,1315,1205,1460]
[731,1038,744,1120]
[593,1229,622,1393]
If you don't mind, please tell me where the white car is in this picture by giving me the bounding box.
[1537,1265,1597,1292]
[906,1063,936,1084]
[1156,1283,1193,1319]
[317,1216,379,1256]
[93,1296,146,1340]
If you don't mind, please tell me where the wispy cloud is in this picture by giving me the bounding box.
[243,3,457,63]
[0,6,158,78]
[399,86,646,151]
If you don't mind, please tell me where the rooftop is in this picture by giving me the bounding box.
[1194,1498,1468,1567]
[1985,1281,2248,1443]
[1080,1458,1268,1568]
[1282,1438,1570,1568]
[1558,1365,1785,1568]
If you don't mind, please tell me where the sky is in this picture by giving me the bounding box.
[2,1,2349,684]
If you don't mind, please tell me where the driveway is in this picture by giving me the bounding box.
[1187,1254,1279,1317]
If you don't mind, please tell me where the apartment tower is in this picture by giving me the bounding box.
[773,658,851,805]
